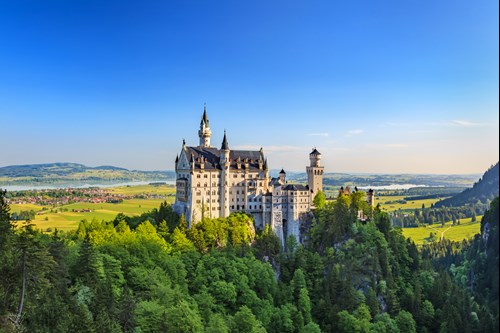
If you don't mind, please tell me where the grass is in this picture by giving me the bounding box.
[402,216,482,245]
[109,183,176,196]
[11,184,176,232]
[377,195,449,212]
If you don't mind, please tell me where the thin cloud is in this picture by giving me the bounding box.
[451,120,487,127]
[425,120,488,127]
[233,145,306,153]
[346,129,364,137]
[367,143,409,149]
[385,122,410,127]
[306,132,329,137]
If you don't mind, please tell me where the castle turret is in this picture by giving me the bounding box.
[306,148,324,201]
[367,189,375,207]
[279,169,286,185]
[198,104,212,148]
[220,130,230,217]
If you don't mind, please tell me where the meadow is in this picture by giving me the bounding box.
[376,195,448,212]
[10,184,175,231]
[402,216,482,245]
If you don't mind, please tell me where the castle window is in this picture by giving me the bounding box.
[242,205,245,209]
[237,191,239,194]
[260,205,262,209]
[233,174,237,178]
[204,183,207,187]
[196,200,201,204]
[231,205,234,209]
[197,174,200,178]
[204,174,208,178]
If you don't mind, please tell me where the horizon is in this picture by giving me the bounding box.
[0,160,490,177]
[1,1,498,174]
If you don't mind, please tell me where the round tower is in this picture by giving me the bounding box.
[279,169,286,184]
[219,130,230,217]
[198,104,212,148]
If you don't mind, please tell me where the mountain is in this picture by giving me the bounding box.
[434,162,499,208]
[0,163,175,187]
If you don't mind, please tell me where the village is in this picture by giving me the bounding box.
[6,187,168,207]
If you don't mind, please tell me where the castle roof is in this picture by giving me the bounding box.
[200,105,209,126]
[183,146,264,171]
[279,169,286,174]
[221,131,229,150]
[310,148,321,155]
[282,184,309,191]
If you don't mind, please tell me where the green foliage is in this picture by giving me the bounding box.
[0,194,497,333]
[313,191,326,209]
[395,310,416,333]
[233,306,267,333]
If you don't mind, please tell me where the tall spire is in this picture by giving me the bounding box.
[221,130,229,150]
[200,103,209,126]
[198,104,212,147]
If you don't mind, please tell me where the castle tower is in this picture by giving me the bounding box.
[306,148,324,201]
[367,189,375,207]
[198,104,212,148]
[219,130,230,217]
[279,169,286,185]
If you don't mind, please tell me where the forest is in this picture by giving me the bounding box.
[0,189,498,333]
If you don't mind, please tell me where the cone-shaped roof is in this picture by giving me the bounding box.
[200,104,209,126]
[221,130,230,150]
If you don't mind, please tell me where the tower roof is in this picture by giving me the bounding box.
[310,148,321,155]
[221,130,230,150]
[200,104,209,126]
[280,169,286,174]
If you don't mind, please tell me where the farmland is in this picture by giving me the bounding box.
[10,184,176,231]
[376,195,449,212]
[402,216,482,245]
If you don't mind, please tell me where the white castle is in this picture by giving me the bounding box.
[173,106,324,244]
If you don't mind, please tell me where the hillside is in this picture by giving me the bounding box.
[434,162,499,208]
[0,162,175,187]
[291,172,479,187]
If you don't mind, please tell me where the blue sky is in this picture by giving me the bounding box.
[0,0,498,173]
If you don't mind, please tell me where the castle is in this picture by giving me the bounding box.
[173,107,324,244]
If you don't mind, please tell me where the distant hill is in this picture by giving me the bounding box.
[0,163,175,187]
[290,172,480,187]
[434,163,499,208]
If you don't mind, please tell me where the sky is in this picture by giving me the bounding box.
[0,0,498,174]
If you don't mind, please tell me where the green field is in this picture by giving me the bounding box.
[402,216,482,245]
[377,195,448,212]
[11,184,176,231]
